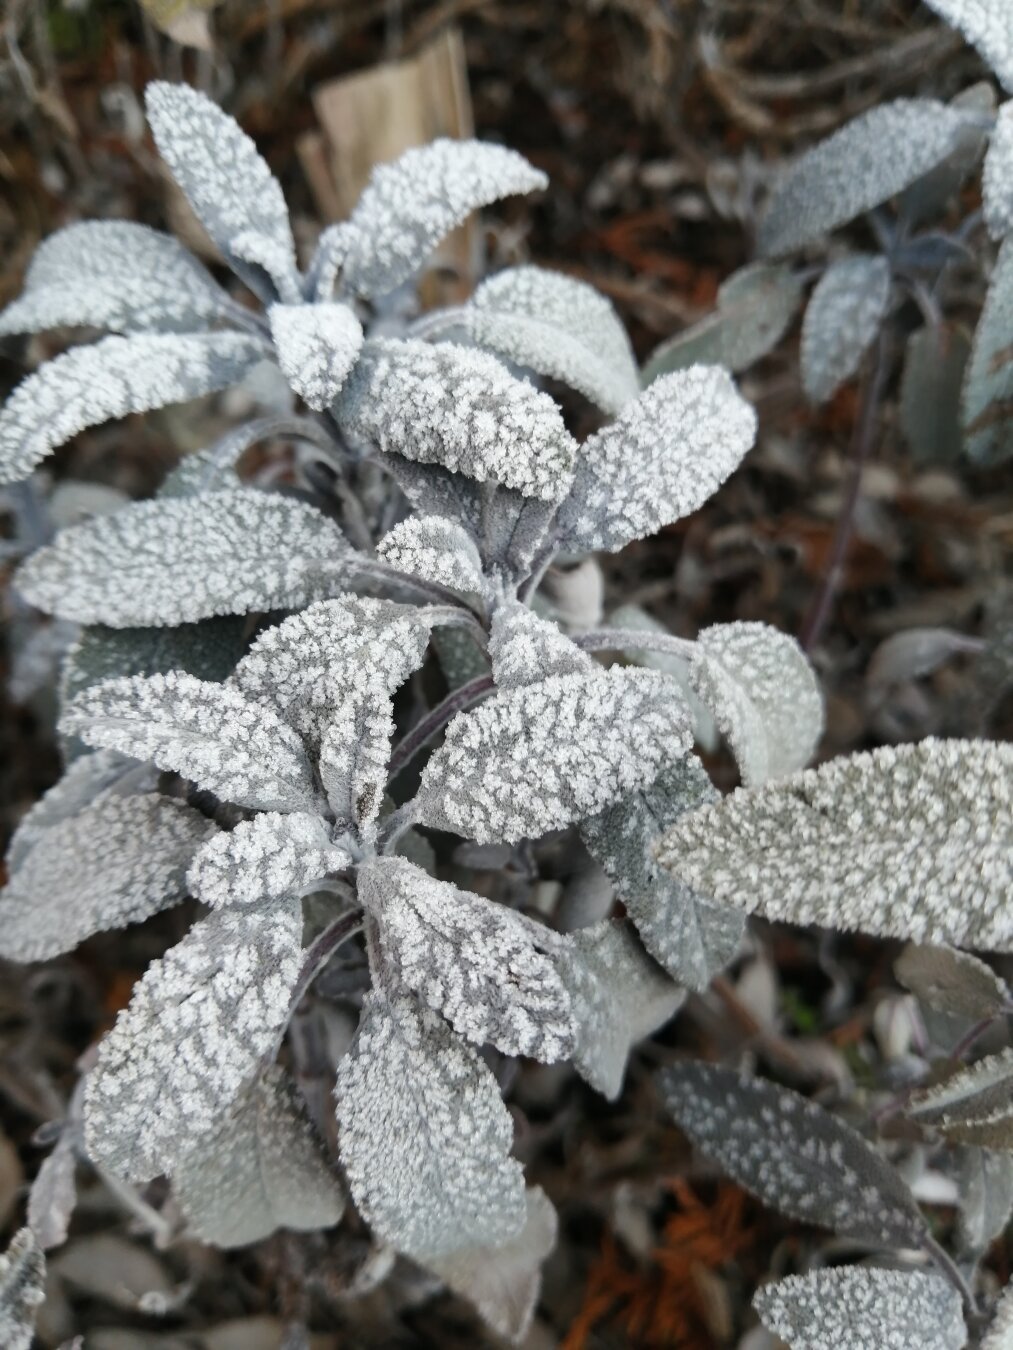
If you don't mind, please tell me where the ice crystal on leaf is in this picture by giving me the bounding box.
[661,1062,929,1248]
[339,138,547,298]
[377,515,484,593]
[753,1268,966,1350]
[923,0,1013,94]
[984,103,1013,240]
[361,856,575,1061]
[0,791,214,961]
[0,1229,45,1350]
[983,1282,1013,1350]
[907,1048,1013,1147]
[489,602,594,690]
[800,255,891,405]
[334,989,527,1261]
[416,667,691,843]
[656,739,1013,950]
[85,899,303,1182]
[16,488,352,627]
[268,302,364,409]
[174,1066,345,1248]
[555,366,757,554]
[188,811,350,910]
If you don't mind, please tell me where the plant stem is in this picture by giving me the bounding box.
[386,673,495,783]
[269,910,363,1060]
[799,334,889,653]
[574,627,697,661]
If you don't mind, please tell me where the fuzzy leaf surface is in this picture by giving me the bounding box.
[377,515,483,593]
[606,603,719,749]
[85,898,303,1181]
[463,265,638,413]
[900,323,971,464]
[362,856,574,1061]
[62,671,321,813]
[800,255,890,404]
[188,811,350,909]
[985,103,1013,240]
[922,0,1013,92]
[17,488,351,626]
[341,139,547,298]
[956,1146,1013,1255]
[661,1062,928,1246]
[963,234,1013,465]
[984,1282,1013,1350]
[0,332,265,484]
[689,621,824,784]
[657,739,1013,951]
[335,989,527,1261]
[489,602,594,690]
[895,944,1011,1022]
[174,1066,345,1247]
[555,366,757,553]
[0,1230,45,1350]
[417,667,690,843]
[908,1049,1013,1145]
[268,302,363,409]
[753,1268,966,1350]
[337,338,576,503]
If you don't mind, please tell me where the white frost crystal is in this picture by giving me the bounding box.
[985,102,1013,240]
[488,602,594,690]
[268,302,364,409]
[800,255,891,404]
[188,811,350,909]
[0,1229,45,1350]
[922,0,1013,94]
[377,515,484,593]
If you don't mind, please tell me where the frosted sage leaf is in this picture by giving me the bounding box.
[462,265,638,413]
[922,0,1013,93]
[759,100,982,257]
[16,488,352,626]
[661,1062,928,1247]
[754,1268,966,1350]
[656,740,1013,951]
[984,1283,1013,1349]
[362,856,575,1061]
[689,621,824,785]
[555,366,757,554]
[0,332,266,485]
[800,255,890,404]
[640,262,804,382]
[0,792,214,961]
[558,921,684,1100]
[902,82,997,227]
[188,812,351,910]
[581,758,744,991]
[895,944,1011,1022]
[28,1126,77,1251]
[908,1049,1013,1147]
[0,1229,45,1350]
[335,989,527,1261]
[337,338,577,503]
[606,603,718,749]
[489,602,594,690]
[341,138,547,298]
[173,1066,345,1247]
[900,324,971,463]
[380,455,483,544]
[85,898,303,1182]
[62,671,321,814]
[0,221,234,336]
[984,103,1013,240]
[956,1146,1013,1255]
[426,1187,557,1343]
[145,81,299,300]
[268,302,364,410]
[963,235,1013,465]
[416,667,691,844]
[377,515,484,593]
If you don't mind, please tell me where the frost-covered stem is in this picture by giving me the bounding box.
[271,909,363,1058]
[351,558,485,622]
[95,1164,176,1247]
[376,800,421,854]
[574,627,697,660]
[799,332,889,653]
[386,673,496,782]
[923,1234,980,1321]
[406,306,466,340]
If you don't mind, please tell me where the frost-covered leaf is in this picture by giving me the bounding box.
[416,667,690,843]
[641,262,804,382]
[963,234,1013,465]
[174,1066,344,1247]
[955,1146,1013,1254]
[606,603,719,750]
[362,856,574,1061]
[689,621,824,784]
[985,103,1013,240]
[800,255,891,404]
[426,1186,557,1343]
[0,1229,45,1350]
[759,100,983,256]
[895,944,1011,1022]
[922,0,1013,93]
[268,302,363,410]
[0,791,214,961]
[85,898,303,1181]
[581,758,744,991]
[337,338,577,503]
[753,1268,966,1350]
[0,221,234,336]
[62,671,321,814]
[900,323,971,464]
[335,989,527,1261]
[341,139,547,298]
[656,740,1013,951]
[0,332,266,484]
[489,601,594,690]
[902,82,997,228]
[557,921,684,1100]
[145,81,299,299]
[555,366,757,554]
[377,515,483,593]
[28,1126,77,1251]
[188,812,350,910]
[908,1049,1013,1146]
[462,266,638,414]
[17,488,352,626]
[984,1282,1013,1350]
[661,1062,929,1246]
